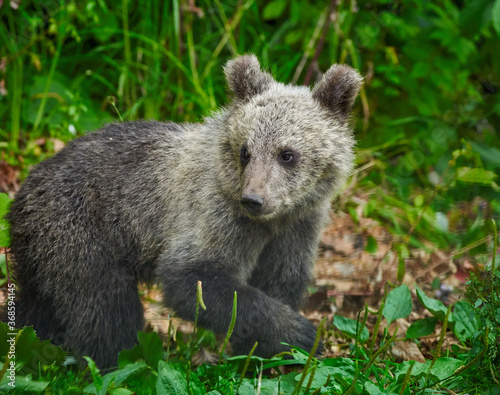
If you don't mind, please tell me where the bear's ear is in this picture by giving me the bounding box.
[312,64,363,121]
[224,55,273,102]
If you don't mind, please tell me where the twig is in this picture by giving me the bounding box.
[416,235,491,278]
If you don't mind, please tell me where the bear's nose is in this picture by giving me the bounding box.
[240,194,264,215]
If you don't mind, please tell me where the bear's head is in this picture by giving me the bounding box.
[217,55,363,220]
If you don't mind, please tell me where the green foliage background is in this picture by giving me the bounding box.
[1,0,499,253]
[1,2,500,392]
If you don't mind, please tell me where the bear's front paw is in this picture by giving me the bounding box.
[229,312,323,358]
[286,314,323,356]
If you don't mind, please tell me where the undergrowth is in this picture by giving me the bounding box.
[1,0,499,261]
[0,200,498,393]
[0,269,498,393]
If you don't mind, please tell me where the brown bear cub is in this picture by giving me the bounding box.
[7,55,362,368]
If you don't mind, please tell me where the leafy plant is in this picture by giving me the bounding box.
[0,267,499,393]
[464,219,500,383]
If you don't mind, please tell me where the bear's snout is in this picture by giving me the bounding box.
[240,193,265,216]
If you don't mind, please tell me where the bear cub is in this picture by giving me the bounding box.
[7,55,362,368]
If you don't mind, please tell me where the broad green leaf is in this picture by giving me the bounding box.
[415,285,453,323]
[0,194,10,217]
[289,347,310,362]
[0,324,66,376]
[84,356,105,395]
[0,375,48,393]
[84,361,150,394]
[321,357,356,375]
[238,381,259,395]
[239,374,299,395]
[453,300,480,343]
[118,331,163,370]
[262,0,287,20]
[456,167,497,185]
[137,331,163,370]
[469,141,500,167]
[93,12,119,42]
[427,358,464,381]
[295,358,355,391]
[394,360,428,380]
[117,343,144,368]
[459,0,489,38]
[296,365,348,390]
[406,317,437,339]
[493,0,500,34]
[395,357,463,381]
[156,360,187,395]
[383,285,412,324]
[365,381,387,395]
[113,361,150,386]
[333,315,369,342]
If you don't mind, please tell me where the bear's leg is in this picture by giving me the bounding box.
[249,214,323,311]
[159,261,318,358]
[16,287,65,343]
[52,270,145,369]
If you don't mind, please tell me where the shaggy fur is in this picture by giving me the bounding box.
[6,55,362,368]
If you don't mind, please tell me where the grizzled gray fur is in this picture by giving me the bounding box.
[7,55,362,368]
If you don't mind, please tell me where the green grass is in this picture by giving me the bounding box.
[0,260,498,393]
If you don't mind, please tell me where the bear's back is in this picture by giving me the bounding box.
[7,121,189,279]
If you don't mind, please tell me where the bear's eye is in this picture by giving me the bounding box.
[281,152,293,162]
[240,146,250,165]
[279,149,299,167]
[280,149,298,165]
